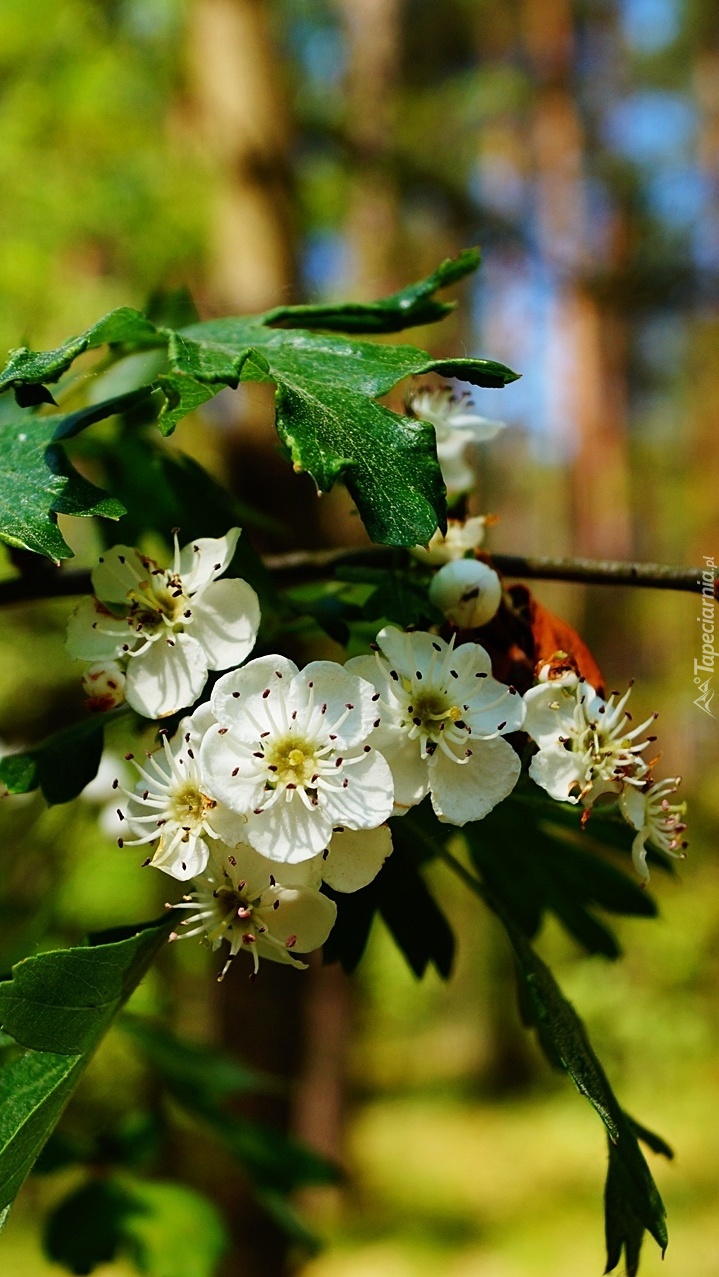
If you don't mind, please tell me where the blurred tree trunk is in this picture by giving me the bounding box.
[188,0,297,314]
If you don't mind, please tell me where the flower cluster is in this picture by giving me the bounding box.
[72,523,527,977]
[523,660,687,880]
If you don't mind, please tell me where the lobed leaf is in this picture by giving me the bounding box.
[486,894,669,1274]
[262,247,482,333]
[0,389,152,561]
[0,254,519,547]
[466,796,656,959]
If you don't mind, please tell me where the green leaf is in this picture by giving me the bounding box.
[0,708,128,805]
[0,311,161,395]
[466,798,656,959]
[43,1177,128,1274]
[0,389,152,561]
[43,1176,229,1277]
[0,254,519,547]
[0,917,172,1216]
[121,1178,230,1277]
[262,247,482,333]
[490,900,668,1273]
[121,1016,276,1105]
[126,1019,339,1200]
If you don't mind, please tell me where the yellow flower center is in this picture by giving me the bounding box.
[265,736,319,786]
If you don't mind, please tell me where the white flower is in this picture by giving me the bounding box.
[429,559,502,629]
[524,680,657,805]
[620,777,688,881]
[411,516,488,565]
[115,716,247,880]
[66,528,260,719]
[82,661,126,712]
[346,626,525,825]
[410,386,505,496]
[170,841,338,977]
[199,655,395,864]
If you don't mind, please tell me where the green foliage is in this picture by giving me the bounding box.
[126,1018,339,1198]
[493,902,670,1276]
[263,247,483,333]
[466,790,657,959]
[43,1176,229,1277]
[0,389,152,560]
[0,252,518,548]
[0,709,127,805]
[0,918,172,1217]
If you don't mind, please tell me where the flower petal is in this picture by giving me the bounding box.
[430,736,521,824]
[322,825,392,893]
[199,727,265,813]
[245,797,334,863]
[124,633,209,719]
[464,682,526,738]
[295,660,378,747]
[528,743,584,803]
[258,884,337,954]
[66,597,131,661]
[383,732,430,810]
[318,749,394,830]
[211,654,299,730]
[91,546,147,604]
[523,684,580,747]
[150,831,209,880]
[178,527,241,593]
[187,577,260,670]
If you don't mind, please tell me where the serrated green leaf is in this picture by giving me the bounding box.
[0,918,172,1217]
[275,384,445,546]
[0,918,173,1056]
[489,900,668,1271]
[0,255,519,547]
[0,310,161,395]
[262,247,482,333]
[0,707,128,805]
[0,389,151,561]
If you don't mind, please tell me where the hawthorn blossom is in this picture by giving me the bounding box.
[170,841,337,977]
[523,679,657,806]
[200,655,395,863]
[66,528,260,719]
[620,777,688,881]
[115,719,247,880]
[346,626,525,825]
[429,559,502,629]
[409,386,505,496]
[411,516,488,565]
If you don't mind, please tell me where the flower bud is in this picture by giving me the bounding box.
[429,559,502,629]
[82,661,126,712]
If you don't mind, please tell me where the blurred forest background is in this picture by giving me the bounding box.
[1,0,718,1273]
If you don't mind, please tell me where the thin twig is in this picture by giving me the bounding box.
[0,547,715,607]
